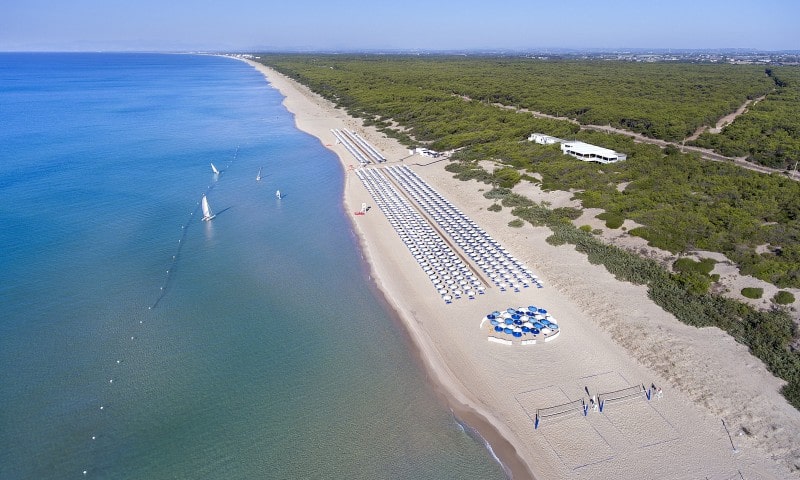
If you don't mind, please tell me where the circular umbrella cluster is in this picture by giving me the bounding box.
[485,306,559,339]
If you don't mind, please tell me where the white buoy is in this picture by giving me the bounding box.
[100,406,104,410]
[116,360,120,364]
[109,379,113,384]
[83,470,87,475]
[92,436,95,440]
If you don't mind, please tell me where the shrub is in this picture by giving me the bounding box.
[487,203,502,212]
[493,167,522,188]
[483,187,512,200]
[509,219,524,228]
[676,271,712,295]
[673,257,716,275]
[579,225,593,233]
[741,287,764,299]
[597,212,624,229]
[773,290,796,305]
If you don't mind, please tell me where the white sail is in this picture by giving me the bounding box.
[256,167,262,181]
[201,195,215,221]
[211,163,220,175]
[275,190,281,199]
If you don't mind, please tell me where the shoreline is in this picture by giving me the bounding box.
[237,56,535,479]
[232,55,800,479]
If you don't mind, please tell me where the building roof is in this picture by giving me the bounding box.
[561,141,619,157]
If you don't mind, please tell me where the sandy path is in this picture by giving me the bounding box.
[474,96,797,179]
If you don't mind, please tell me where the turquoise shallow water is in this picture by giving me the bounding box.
[0,53,506,479]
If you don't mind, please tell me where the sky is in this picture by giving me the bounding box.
[1,0,798,52]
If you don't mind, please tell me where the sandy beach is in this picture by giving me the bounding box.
[235,56,800,479]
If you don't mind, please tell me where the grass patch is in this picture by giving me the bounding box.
[741,287,764,299]
[596,212,624,229]
[773,291,796,305]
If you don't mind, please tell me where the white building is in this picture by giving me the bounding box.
[411,147,441,158]
[528,133,563,144]
[560,141,627,164]
[529,132,626,164]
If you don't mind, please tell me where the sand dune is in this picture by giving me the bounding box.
[235,56,800,479]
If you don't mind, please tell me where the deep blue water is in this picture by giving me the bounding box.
[0,53,506,479]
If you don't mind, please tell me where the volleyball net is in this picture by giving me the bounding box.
[597,384,646,412]
[534,398,586,429]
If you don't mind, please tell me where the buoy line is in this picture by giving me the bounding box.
[149,145,240,310]
[81,146,241,477]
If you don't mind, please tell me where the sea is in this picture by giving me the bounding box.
[0,53,507,479]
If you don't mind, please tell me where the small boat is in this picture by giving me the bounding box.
[211,163,220,175]
[201,195,216,221]
[256,167,262,182]
[275,190,281,199]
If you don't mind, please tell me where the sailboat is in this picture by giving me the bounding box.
[201,195,216,221]
[211,163,220,175]
[275,190,282,199]
[256,167,262,182]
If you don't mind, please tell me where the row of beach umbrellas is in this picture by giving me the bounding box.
[356,168,484,303]
[332,129,385,164]
[386,165,543,291]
